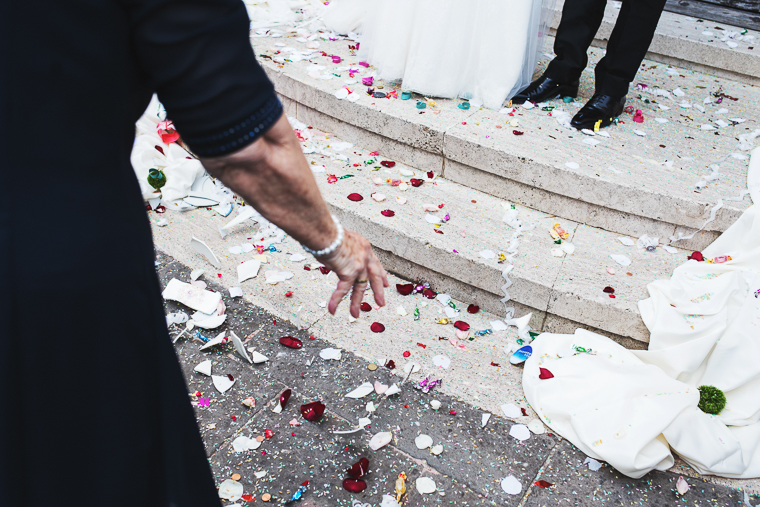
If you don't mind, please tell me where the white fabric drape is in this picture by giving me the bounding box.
[523,148,760,479]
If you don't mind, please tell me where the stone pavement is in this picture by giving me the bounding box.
[156,251,752,507]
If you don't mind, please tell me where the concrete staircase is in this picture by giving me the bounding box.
[250,11,758,346]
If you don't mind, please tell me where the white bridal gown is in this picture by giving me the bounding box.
[523,148,760,479]
[323,0,556,109]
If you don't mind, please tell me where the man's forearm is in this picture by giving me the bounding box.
[200,114,338,252]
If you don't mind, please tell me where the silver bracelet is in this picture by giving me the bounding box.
[302,215,344,258]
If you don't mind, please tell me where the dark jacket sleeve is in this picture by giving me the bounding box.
[125,0,282,156]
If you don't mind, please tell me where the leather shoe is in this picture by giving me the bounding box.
[571,94,626,130]
[511,75,579,105]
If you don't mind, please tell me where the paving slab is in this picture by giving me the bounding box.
[524,440,746,506]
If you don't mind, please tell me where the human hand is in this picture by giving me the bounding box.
[318,229,389,318]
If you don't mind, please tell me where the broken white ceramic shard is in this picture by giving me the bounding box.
[676,476,690,495]
[229,245,243,255]
[633,130,646,137]
[610,254,632,267]
[371,193,387,202]
[491,320,508,331]
[430,444,443,455]
[561,242,575,255]
[479,250,496,259]
[415,434,433,449]
[200,331,227,350]
[663,245,678,254]
[509,424,531,441]
[366,401,376,413]
[346,382,375,399]
[166,311,189,326]
[231,436,261,452]
[402,362,420,375]
[334,88,349,100]
[618,237,635,246]
[430,400,441,410]
[528,419,545,434]
[584,457,602,471]
[162,278,222,314]
[436,294,452,306]
[501,403,521,418]
[369,431,392,450]
[396,196,407,205]
[384,383,400,397]
[229,331,252,363]
[237,260,261,284]
[432,355,451,369]
[265,270,294,285]
[192,313,226,329]
[400,169,415,177]
[247,350,268,364]
[190,269,205,281]
[320,348,342,360]
[374,381,388,395]
[289,253,306,262]
[415,477,436,494]
[482,413,491,428]
[565,161,580,169]
[220,206,256,237]
[229,287,243,298]
[212,375,235,393]
[396,305,407,316]
[218,479,244,501]
[381,494,401,507]
[194,360,212,376]
[254,471,267,479]
[189,237,221,268]
[500,476,522,495]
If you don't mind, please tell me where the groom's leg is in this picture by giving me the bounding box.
[544,0,608,83]
[594,0,667,96]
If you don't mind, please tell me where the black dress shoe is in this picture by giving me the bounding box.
[511,75,579,104]
[571,94,626,130]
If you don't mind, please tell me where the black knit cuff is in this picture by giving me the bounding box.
[181,94,283,157]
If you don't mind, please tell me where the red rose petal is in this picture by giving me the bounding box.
[370,322,385,333]
[521,408,528,416]
[467,304,480,314]
[422,288,437,299]
[319,267,331,275]
[396,283,414,295]
[534,480,553,488]
[155,205,166,213]
[688,251,704,262]
[453,321,470,331]
[300,400,326,422]
[385,360,396,369]
[427,171,434,179]
[342,478,367,493]
[539,368,554,380]
[450,410,457,415]
[490,361,500,367]
[603,286,615,294]
[303,266,312,271]
[346,457,370,478]
[347,193,364,202]
[242,494,255,501]
[279,336,303,349]
[280,389,292,408]
[360,302,372,312]
[410,178,423,187]
[381,210,395,217]
[403,351,411,358]
[380,160,396,168]
[155,145,165,155]
[417,343,426,349]
[327,174,338,184]
[264,429,274,439]
[513,130,524,136]
[434,229,444,234]
[145,203,152,211]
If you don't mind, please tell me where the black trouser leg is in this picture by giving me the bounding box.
[594,0,667,97]
[544,0,608,83]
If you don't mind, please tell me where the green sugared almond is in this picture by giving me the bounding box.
[698,385,726,415]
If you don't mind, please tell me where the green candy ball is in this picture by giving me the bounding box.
[697,385,726,415]
[147,168,167,190]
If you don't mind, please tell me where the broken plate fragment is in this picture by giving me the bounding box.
[432,355,450,369]
[162,278,221,314]
[509,424,531,441]
[212,375,235,393]
[200,331,227,350]
[190,236,221,268]
[192,313,226,329]
[482,413,491,428]
[415,477,436,494]
[237,260,261,284]
[229,287,243,298]
[320,348,342,360]
[500,475,522,495]
[415,434,433,449]
[265,270,294,285]
[218,479,244,501]
[246,349,269,364]
[345,382,375,399]
[610,254,631,267]
[231,436,261,452]
[509,345,532,365]
[374,381,388,395]
[501,403,521,418]
[528,419,545,434]
[190,269,205,281]
[369,431,392,450]
[194,359,212,376]
[584,457,602,471]
[229,331,252,363]
[384,383,400,397]
[430,444,443,455]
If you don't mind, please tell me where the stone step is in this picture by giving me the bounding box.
[254,31,756,252]
[551,0,760,85]
[295,122,688,346]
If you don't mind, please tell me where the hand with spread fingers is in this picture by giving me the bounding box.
[318,229,389,318]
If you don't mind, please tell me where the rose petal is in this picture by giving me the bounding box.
[381,210,395,217]
[346,457,370,478]
[342,478,367,493]
[603,286,615,294]
[453,321,470,331]
[347,193,364,202]
[467,304,480,314]
[370,322,385,333]
[319,267,331,275]
[422,288,437,299]
[300,400,326,422]
[410,178,423,187]
[360,302,372,312]
[534,480,553,488]
[380,161,396,168]
[396,283,414,295]
[385,360,396,369]
[279,336,303,349]
[688,251,704,262]
[538,368,554,380]
[280,388,292,408]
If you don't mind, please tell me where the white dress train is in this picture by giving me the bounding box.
[523,147,760,479]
